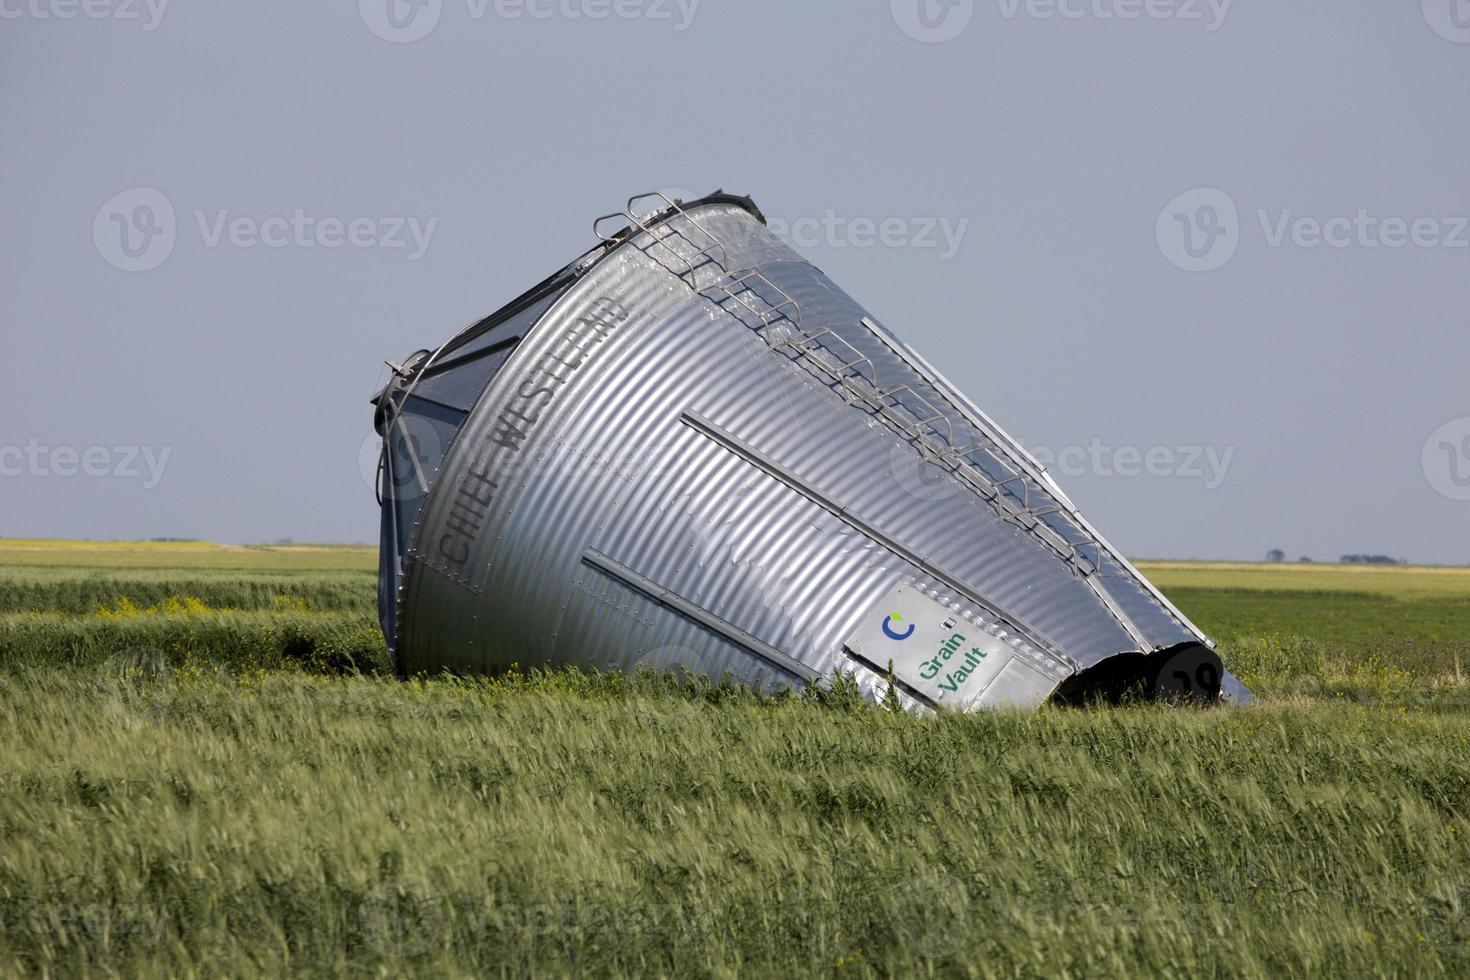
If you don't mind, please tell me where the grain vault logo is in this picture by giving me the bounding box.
[882,612,916,641]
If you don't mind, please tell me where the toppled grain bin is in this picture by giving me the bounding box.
[370,191,1249,710]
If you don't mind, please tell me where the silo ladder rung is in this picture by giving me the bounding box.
[593,191,730,290]
[702,269,803,331]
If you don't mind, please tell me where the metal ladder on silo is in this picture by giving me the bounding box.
[592,192,731,292]
[590,192,1108,580]
[696,267,1109,580]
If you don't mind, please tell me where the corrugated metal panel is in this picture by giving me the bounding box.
[383,195,1232,709]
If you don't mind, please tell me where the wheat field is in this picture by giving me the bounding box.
[1,541,1467,977]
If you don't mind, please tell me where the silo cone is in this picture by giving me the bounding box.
[371,192,1250,711]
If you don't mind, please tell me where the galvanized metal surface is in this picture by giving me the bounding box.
[377,193,1242,709]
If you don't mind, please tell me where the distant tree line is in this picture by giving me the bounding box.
[1266,550,1402,564]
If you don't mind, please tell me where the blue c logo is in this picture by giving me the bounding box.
[881,613,915,641]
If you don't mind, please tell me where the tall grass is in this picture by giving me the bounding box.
[2,545,1468,975]
[0,574,386,676]
[1,667,1468,976]
[0,568,376,615]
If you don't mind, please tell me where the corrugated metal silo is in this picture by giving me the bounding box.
[370,191,1250,711]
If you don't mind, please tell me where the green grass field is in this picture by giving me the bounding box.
[2,541,1468,977]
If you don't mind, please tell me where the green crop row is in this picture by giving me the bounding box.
[1,668,1468,977]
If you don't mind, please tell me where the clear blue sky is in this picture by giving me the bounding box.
[4,0,1468,563]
